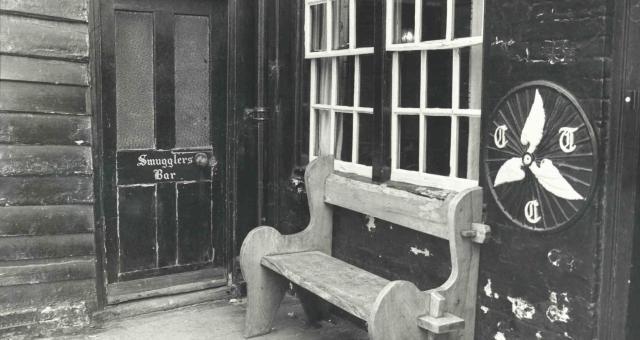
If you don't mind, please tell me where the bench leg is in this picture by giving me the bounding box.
[369,281,429,340]
[240,227,288,338]
[244,268,287,338]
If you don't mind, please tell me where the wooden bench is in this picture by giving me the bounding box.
[240,156,490,340]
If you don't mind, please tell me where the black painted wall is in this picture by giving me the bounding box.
[264,0,621,339]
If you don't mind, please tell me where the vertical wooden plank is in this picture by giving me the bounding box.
[466,0,484,180]
[154,10,176,149]
[177,182,213,264]
[118,185,157,274]
[156,182,177,267]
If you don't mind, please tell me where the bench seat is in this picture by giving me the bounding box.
[262,251,389,321]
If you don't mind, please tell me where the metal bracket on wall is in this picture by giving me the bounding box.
[244,107,270,121]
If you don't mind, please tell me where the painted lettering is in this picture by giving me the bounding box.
[494,125,508,149]
[153,169,176,181]
[558,127,578,153]
[525,200,542,224]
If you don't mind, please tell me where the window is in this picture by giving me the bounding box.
[388,0,483,189]
[306,0,376,177]
[305,0,483,190]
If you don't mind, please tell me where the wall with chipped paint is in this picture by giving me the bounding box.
[266,0,618,339]
[0,0,97,336]
[477,0,611,338]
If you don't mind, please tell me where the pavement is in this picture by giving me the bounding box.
[50,297,368,340]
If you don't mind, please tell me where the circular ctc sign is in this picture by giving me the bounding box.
[483,81,599,232]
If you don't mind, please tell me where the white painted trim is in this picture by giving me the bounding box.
[391,52,400,170]
[335,160,373,178]
[306,47,374,59]
[394,108,482,117]
[386,36,483,51]
[309,59,318,159]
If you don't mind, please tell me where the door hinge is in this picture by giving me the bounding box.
[245,107,270,121]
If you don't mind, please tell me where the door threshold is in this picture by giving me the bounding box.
[107,267,226,305]
[94,286,231,323]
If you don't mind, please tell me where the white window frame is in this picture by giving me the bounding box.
[306,0,375,178]
[387,0,484,191]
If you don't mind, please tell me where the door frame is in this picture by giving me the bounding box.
[89,0,238,309]
[598,0,640,338]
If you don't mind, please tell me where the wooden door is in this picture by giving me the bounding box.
[99,0,227,298]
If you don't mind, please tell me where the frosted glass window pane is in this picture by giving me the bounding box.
[115,11,155,150]
[175,15,211,148]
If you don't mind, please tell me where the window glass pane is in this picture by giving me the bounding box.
[400,51,420,108]
[457,116,469,178]
[175,15,210,148]
[337,57,355,106]
[332,0,350,50]
[359,55,375,108]
[459,47,470,109]
[115,11,155,150]
[454,0,472,38]
[355,0,374,47]
[315,59,332,104]
[425,116,451,175]
[399,115,419,171]
[421,0,446,41]
[426,50,452,108]
[311,3,327,52]
[334,112,353,161]
[393,0,415,44]
[359,114,373,165]
[314,109,331,156]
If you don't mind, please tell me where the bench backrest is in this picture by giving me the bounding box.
[324,173,455,241]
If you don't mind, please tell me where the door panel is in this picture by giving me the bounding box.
[100,0,226,289]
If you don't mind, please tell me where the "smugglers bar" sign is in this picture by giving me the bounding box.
[116,150,212,185]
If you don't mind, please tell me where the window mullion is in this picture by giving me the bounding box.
[326,0,333,52]
[419,51,427,172]
[449,48,460,177]
[353,56,361,163]
[309,60,318,158]
[330,57,338,155]
[445,0,455,40]
[414,0,422,42]
[349,0,356,48]
[391,52,399,170]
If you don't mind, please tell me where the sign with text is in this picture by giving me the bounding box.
[117,150,212,185]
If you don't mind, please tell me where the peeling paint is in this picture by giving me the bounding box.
[484,279,500,299]
[507,296,536,320]
[480,306,489,314]
[366,215,376,232]
[409,246,431,257]
[547,292,571,323]
[547,249,576,272]
[494,331,507,340]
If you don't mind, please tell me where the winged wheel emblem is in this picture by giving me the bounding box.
[493,90,584,201]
